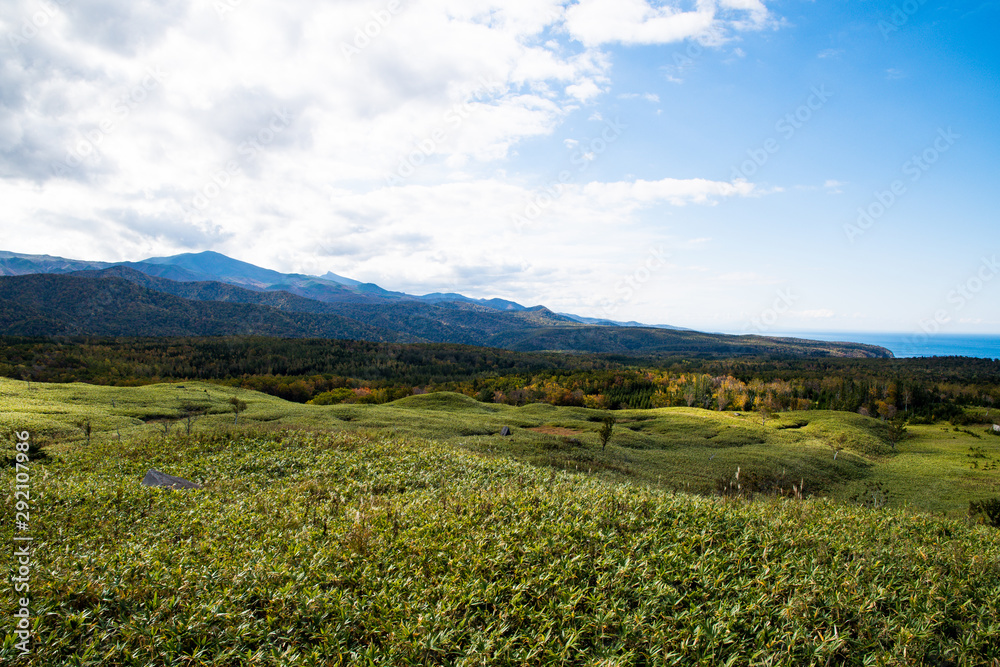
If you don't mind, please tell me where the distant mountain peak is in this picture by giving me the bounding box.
[320,271,362,287]
[0,248,684,330]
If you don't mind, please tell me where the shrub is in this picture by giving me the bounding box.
[850,481,893,510]
[969,497,1000,528]
[309,387,356,405]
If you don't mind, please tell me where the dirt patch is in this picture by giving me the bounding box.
[528,426,585,436]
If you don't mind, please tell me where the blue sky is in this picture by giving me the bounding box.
[1,0,997,335]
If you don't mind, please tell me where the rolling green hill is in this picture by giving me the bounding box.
[4,378,997,514]
[2,379,999,665]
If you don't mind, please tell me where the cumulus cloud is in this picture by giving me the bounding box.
[582,177,756,208]
[562,0,770,47]
[0,0,776,316]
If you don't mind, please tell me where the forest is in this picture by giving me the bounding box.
[3,335,998,423]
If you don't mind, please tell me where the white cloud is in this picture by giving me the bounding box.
[0,169,757,306]
[581,177,756,208]
[618,92,661,102]
[562,0,770,47]
[799,309,835,318]
[566,78,605,102]
[681,236,712,247]
[717,271,777,284]
[1,0,610,189]
[0,0,780,324]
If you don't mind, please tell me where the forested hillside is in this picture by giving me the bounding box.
[0,272,892,357]
[2,336,995,420]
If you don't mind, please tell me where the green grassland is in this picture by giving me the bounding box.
[2,387,1000,664]
[4,378,999,517]
[3,379,1000,664]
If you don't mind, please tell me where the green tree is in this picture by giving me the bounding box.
[229,397,248,424]
[599,414,616,451]
[876,401,897,422]
[887,417,907,449]
[755,396,774,426]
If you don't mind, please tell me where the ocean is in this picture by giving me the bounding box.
[765,332,1000,360]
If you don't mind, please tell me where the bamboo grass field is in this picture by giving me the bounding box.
[3,378,1000,665]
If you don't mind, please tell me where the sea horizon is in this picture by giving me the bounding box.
[757,331,1000,360]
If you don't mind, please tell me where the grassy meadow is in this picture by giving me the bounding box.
[3,377,1000,665]
[3,378,998,515]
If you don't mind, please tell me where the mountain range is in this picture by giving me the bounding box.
[0,250,893,358]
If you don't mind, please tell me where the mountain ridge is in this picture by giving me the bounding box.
[0,250,894,358]
[0,250,540,311]
[0,250,680,325]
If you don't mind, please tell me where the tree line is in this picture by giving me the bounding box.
[1,336,997,422]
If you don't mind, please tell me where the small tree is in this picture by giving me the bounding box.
[152,419,172,437]
[755,396,773,426]
[599,414,616,451]
[876,401,897,422]
[78,419,92,446]
[229,397,247,424]
[887,417,907,449]
[180,403,207,435]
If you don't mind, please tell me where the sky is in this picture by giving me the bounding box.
[1,0,998,335]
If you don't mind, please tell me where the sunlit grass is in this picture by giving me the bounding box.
[3,424,1000,665]
[4,378,1000,517]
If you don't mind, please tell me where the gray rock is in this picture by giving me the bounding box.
[500,426,511,436]
[141,469,202,490]
[993,424,1000,433]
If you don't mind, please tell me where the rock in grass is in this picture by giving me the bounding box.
[994,424,1000,433]
[500,426,511,436]
[141,469,202,490]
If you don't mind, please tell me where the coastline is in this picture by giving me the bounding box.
[761,332,1000,360]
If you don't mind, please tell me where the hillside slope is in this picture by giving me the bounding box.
[0,271,893,357]
[2,404,997,665]
[64,268,577,344]
[492,324,892,358]
[0,274,403,341]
